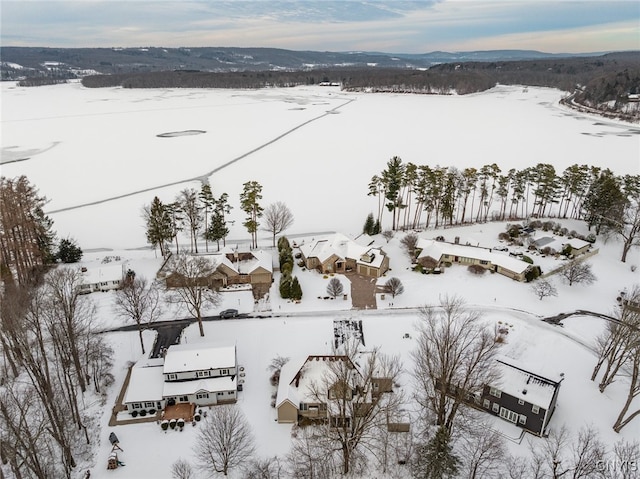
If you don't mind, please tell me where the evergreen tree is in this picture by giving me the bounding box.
[240,181,263,249]
[279,274,292,299]
[373,219,381,235]
[412,427,459,479]
[56,238,83,263]
[363,213,375,235]
[382,156,405,230]
[178,188,203,253]
[290,276,303,300]
[199,183,216,252]
[204,209,229,251]
[583,169,626,234]
[143,196,172,257]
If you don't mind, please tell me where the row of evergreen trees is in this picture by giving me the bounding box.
[278,237,302,301]
[368,156,640,234]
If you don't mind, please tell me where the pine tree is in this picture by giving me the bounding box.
[240,181,263,249]
[143,196,172,257]
[382,156,405,230]
[56,238,83,263]
[205,209,229,252]
[290,276,302,300]
[363,213,375,235]
[279,274,292,299]
[199,183,216,252]
[373,219,381,235]
[412,427,459,479]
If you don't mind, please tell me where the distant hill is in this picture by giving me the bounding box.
[0,46,610,81]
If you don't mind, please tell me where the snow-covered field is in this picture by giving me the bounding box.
[2,82,640,478]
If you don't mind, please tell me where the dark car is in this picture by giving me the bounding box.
[220,309,239,319]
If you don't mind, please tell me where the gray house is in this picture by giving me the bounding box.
[478,359,563,436]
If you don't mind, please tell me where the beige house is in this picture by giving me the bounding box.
[417,239,533,281]
[299,233,389,278]
[276,354,393,426]
[162,250,273,298]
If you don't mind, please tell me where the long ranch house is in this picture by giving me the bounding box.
[417,238,533,281]
[79,263,124,293]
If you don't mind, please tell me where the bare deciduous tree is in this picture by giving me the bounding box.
[114,276,163,354]
[178,188,203,253]
[613,345,640,432]
[243,456,284,479]
[592,286,640,393]
[456,418,506,479]
[262,201,294,247]
[385,277,404,298]
[307,339,404,475]
[559,258,596,286]
[400,233,419,262]
[412,295,501,433]
[326,277,344,298]
[382,230,395,243]
[287,425,337,479]
[171,458,194,479]
[195,405,255,476]
[165,252,221,337]
[531,279,558,300]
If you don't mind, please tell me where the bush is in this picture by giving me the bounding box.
[277,236,290,251]
[522,255,534,264]
[281,262,293,275]
[443,262,453,268]
[468,264,486,275]
[169,419,177,429]
[131,410,138,418]
[194,413,201,421]
[413,264,424,273]
[498,232,510,241]
[177,418,185,428]
[525,266,542,282]
[507,225,520,238]
[586,233,596,244]
[139,409,147,417]
[161,420,169,430]
[542,221,554,232]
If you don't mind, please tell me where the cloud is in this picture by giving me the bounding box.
[1,0,638,53]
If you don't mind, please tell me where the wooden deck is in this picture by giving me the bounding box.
[162,403,195,421]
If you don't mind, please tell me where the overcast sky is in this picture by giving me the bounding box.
[2,0,638,54]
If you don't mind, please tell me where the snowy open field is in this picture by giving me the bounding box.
[2,82,640,477]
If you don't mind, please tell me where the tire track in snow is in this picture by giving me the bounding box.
[46,98,356,214]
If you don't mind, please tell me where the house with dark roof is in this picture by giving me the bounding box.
[476,358,563,436]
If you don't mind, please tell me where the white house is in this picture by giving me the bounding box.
[80,263,124,293]
[123,343,238,415]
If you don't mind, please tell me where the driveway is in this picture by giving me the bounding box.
[346,272,379,310]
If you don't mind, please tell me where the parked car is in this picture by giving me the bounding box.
[220,309,238,319]
[493,246,509,252]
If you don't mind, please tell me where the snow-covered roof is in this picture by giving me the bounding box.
[300,233,369,263]
[221,250,273,274]
[163,376,237,396]
[124,360,165,404]
[276,355,351,408]
[417,239,531,274]
[534,236,590,253]
[493,358,562,409]
[81,263,124,285]
[163,343,236,374]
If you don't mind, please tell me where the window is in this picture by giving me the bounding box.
[144,401,154,408]
[492,403,499,413]
[197,371,210,377]
[196,393,209,400]
[227,391,234,395]
[217,392,224,396]
[220,369,229,376]
[373,382,379,391]
[499,407,519,424]
[167,373,177,381]
[132,402,142,409]
[519,415,526,425]
[489,387,502,398]
[532,405,540,414]
[483,399,490,408]
[480,260,488,265]
[518,399,525,405]
[300,403,308,411]
[180,396,188,402]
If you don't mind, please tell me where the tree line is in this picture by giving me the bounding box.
[368,157,640,262]
[0,176,83,287]
[0,269,114,478]
[143,180,294,257]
